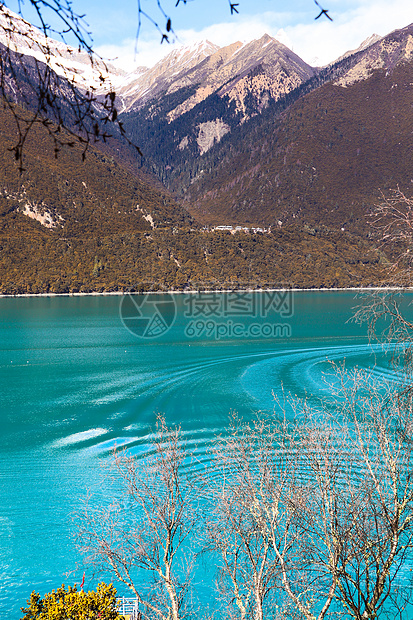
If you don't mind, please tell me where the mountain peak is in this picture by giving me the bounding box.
[258,33,275,43]
[183,39,220,54]
[335,33,383,63]
[118,39,221,106]
[117,31,315,117]
[156,39,220,69]
[358,33,382,50]
[335,22,413,86]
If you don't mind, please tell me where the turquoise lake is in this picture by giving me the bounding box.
[0,290,407,618]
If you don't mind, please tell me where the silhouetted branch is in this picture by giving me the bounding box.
[0,2,141,170]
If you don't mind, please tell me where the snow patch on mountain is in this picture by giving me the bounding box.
[136,204,155,228]
[335,26,413,87]
[335,33,383,63]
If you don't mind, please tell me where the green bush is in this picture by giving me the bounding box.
[20,582,123,620]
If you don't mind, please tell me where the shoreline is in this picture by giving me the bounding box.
[1,286,413,298]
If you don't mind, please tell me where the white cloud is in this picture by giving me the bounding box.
[285,0,413,65]
[173,15,293,49]
[95,39,166,71]
[95,14,296,72]
[95,0,412,72]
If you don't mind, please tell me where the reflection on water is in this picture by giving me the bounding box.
[0,291,409,617]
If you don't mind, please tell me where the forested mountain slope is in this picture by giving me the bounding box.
[118,23,413,237]
[0,97,389,294]
[184,57,413,232]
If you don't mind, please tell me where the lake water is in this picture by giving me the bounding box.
[0,290,406,617]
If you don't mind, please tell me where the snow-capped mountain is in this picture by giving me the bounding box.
[117,34,315,117]
[117,40,220,111]
[0,5,125,92]
[114,33,317,178]
[335,33,383,64]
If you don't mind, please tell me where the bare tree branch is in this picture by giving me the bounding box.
[77,415,201,620]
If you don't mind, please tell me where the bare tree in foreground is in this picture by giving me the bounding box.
[77,398,413,620]
[77,416,200,620]
[209,378,413,620]
[315,364,413,619]
[352,191,413,397]
[211,414,346,620]
[319,188,413,618]
[370,189,413,277]
[209,412,349,620]
[208,416,293,620]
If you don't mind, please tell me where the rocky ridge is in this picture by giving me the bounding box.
[335,23,413,86]
[117,40,220,112]
[117,34,315,124]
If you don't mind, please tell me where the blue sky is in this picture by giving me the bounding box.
[13,0,413,70]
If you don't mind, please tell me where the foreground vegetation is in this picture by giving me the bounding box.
[75,359,413,620]
[21,583,123,620]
